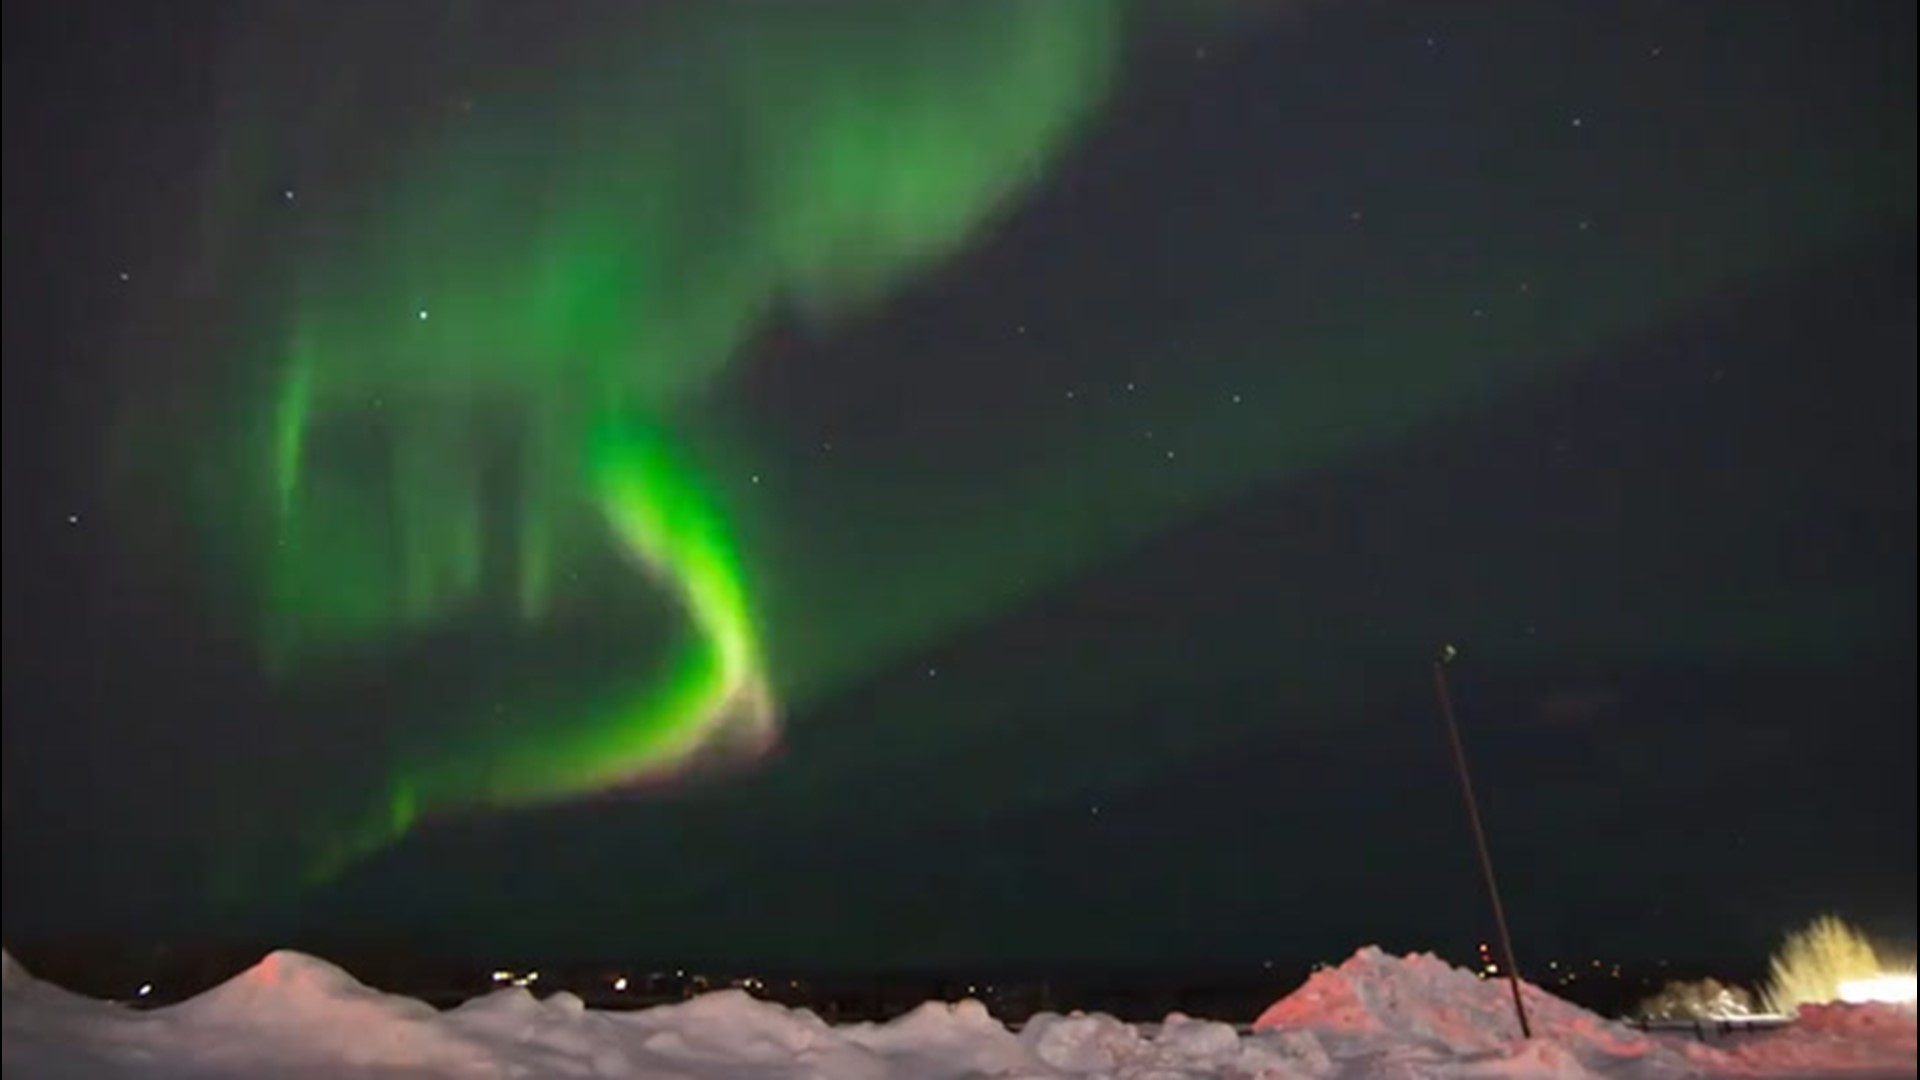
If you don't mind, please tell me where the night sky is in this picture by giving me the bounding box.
[4,1,1914,975]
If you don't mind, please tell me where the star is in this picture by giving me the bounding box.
[417,308,430,320]
[282,188,296,202]
[116,271,129,282]
[66,513,80,525]
[1231,393,1243,404]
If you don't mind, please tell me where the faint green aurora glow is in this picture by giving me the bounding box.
[224,1,1124,876]
[132,0,1911,892]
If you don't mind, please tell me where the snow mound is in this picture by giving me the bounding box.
[1794,1000,1919,1041]
[839,997,1037,1077]
[1,951,28,993]
[7,942,1919,1078]
[1690,1000,1919,1075]
[173,949,434,1023]
[0,949,119,1017]
[1018,1009,1349,1079]
[623,988,840,1058]
[1253,946,1685,1073]
[164,949,497,1074]
[1023,1009,1149,1073]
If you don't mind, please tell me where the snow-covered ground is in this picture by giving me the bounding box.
[4,944,1912,1079]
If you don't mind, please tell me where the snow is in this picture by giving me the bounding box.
[1250,946,1690,1072]
[4,946,1913,1079]
[1696,1002,1919,1077]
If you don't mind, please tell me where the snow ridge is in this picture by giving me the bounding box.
[3,944,1914,1079]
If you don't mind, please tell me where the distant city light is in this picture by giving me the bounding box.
[136,983,153,998]
[490,970,512,983]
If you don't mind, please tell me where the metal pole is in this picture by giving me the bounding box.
[1431,646,1532,1040]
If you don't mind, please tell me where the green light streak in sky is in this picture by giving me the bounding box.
[219,2,1123,875]
[156,0,1913,892]
[356,417,776,875]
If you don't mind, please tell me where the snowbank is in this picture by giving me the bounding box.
[1251,945,1688,1075]
[1692,1001,1918,1076]
[4,946,1914,1079]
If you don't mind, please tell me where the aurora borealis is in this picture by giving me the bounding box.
[190,2,1125,874]
[5,0,1914,969]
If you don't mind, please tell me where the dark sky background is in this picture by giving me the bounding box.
[4,1,1914,975]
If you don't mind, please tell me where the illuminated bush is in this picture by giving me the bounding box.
[1634,978,1756,1022]
[1761,915,1884,1013]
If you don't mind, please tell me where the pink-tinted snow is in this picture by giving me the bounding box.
[1254,947,1674,1061]
[4,946,1915,1078]
[1693,1002,1917,1077]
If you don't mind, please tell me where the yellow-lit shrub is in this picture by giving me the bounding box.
[1762,915,1883,1013]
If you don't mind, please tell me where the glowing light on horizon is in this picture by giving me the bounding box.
[1837,974,1918,1005]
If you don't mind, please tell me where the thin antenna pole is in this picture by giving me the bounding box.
[1431,646,1532,1040]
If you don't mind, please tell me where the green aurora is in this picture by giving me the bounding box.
[204,2,1125,879]
[128,2,1912,891]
